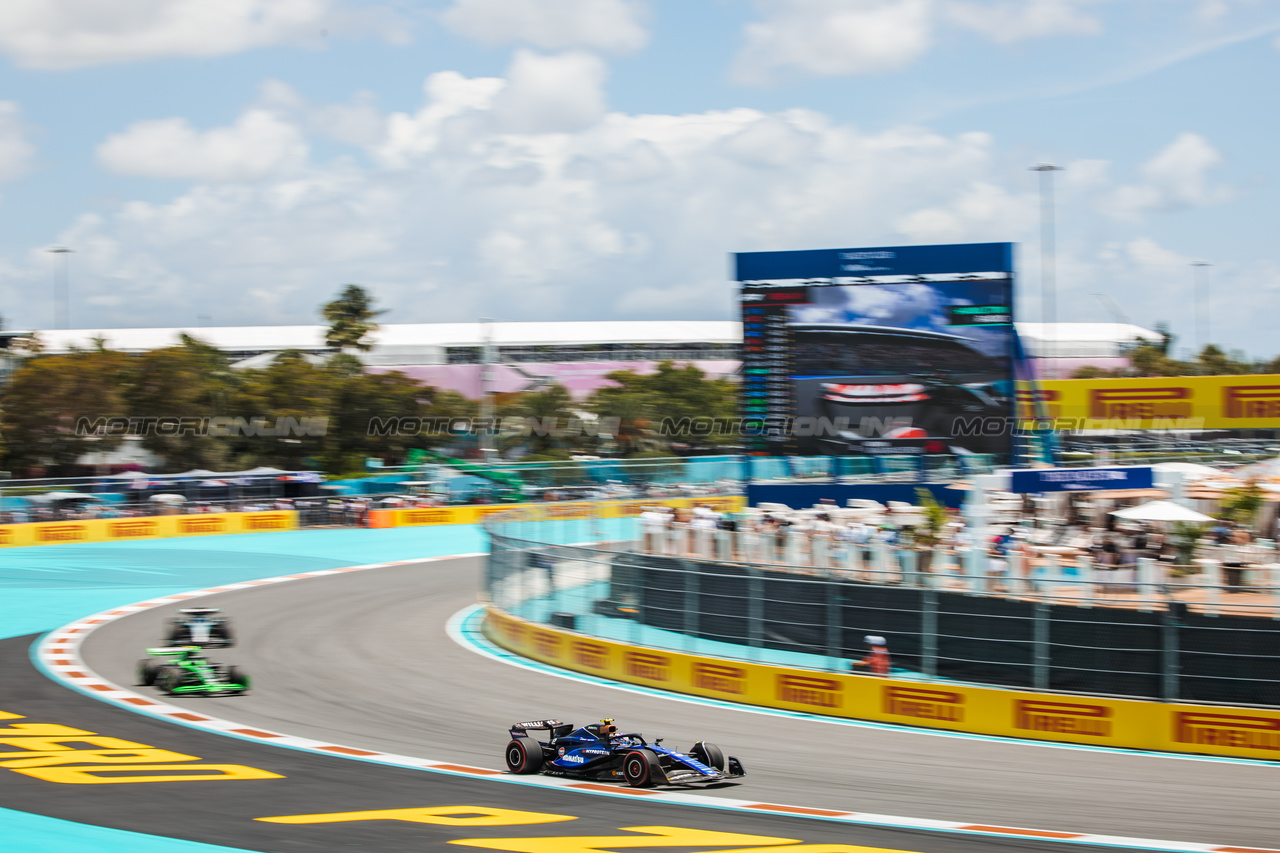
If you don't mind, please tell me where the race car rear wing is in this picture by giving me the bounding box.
[509,720,573,738]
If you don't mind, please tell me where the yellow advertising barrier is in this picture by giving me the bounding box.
[370,496,747,529]
[483,608,1280,761]
[1017,373,1280,430]
[0,511,298,549]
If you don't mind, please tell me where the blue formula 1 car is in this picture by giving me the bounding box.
[504,718,745,788]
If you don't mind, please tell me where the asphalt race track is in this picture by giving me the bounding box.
[5,632,1074,853]
[68,555,1280,850]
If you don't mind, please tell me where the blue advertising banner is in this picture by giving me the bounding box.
[735,242,1013,281]
[1008,466,1154,493]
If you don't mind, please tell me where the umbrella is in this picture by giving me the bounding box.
[1152,462,1224,480]
[1109,500,1213,523]
[149,493,187,504]
[29,492,103,503]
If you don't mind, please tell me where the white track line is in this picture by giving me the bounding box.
[32,556,1278,853]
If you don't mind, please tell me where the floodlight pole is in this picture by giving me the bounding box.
[1030,164,1063,373]
[479,317,496,463]
[1191,262,1212,353]
[49,246,74,329]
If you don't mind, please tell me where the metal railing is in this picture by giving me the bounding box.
[485,513,1280,707]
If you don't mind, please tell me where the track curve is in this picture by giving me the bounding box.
[78,555,1280,848]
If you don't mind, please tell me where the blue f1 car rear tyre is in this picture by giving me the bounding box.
[505,739,543,774]
[622,749,660,788]
[691,741,725,771]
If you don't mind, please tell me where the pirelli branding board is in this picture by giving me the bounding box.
[692,662,747,696]
[530,630,562,660]
[624,651,671,682]
[883,686,964,722]
[1015,699,1111,737]
[0,511,299,548]
[481,608,1280,760]
[1017,374,1280,429]
[777,674,842,709]
[570,640,609,671]
[1173,712,1280,752]
[369,496,748,529]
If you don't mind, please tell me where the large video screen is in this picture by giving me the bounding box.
[737,243,1015,458]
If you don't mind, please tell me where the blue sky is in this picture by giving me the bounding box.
[0,0,1278,359]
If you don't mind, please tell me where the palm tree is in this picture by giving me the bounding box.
[321,285,386,352]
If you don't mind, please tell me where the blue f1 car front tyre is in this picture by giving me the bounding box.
[505,739,544,774]
[622,749,661,788]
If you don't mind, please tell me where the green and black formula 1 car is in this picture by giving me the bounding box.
[136,646,250,696]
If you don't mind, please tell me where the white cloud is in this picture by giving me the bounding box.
[732,0,934,85]
[732,0,1104,83]
[945,0,1101,44]
[440,0,648,54]
[0,102,36,182]
[15,75,1053,331]
[1105,132,1232,220]
[9,64,1254,352]
[0,0,407,70]
[96,109,309,181]
[492,51,609,134]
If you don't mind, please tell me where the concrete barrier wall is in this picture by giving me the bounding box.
[483,607,1280,761]
[0,511,298,548]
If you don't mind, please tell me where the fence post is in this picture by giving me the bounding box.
[747,565,764,657]
[874,542,890,584]
[683,560,699,653]
[900,548,917,587]
[1077,555,1094,607]
[1161,603,1182,702]
[964,546,986,595]
[1040,553,1058,596]
[922,587,938,679]
[1137,557,1157,613]
[1201,559,1221,618]
[826,574,842,671]
[813,536,829,570]
[1032,600,1050,690]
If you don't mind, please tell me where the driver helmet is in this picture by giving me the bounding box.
[598,720,618,740]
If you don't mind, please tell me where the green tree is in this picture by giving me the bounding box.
[1194,344,1248,376]
[0,350,132,473]
[322,284,385,352]
[230,351,335,470]
[588,362,737,455]
[1128,342,1189,377]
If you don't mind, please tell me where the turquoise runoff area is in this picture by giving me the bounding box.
[0,518,628,852]
[0,809,253,853]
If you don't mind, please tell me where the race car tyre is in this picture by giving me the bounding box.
[691,742,725,771]
[622,749,660,788]
[227,666,250,693]
[136,659,159,686]
[505,739,543,774]
[167,625,190,644]
[212,622,234,646]
[157,666,185,695]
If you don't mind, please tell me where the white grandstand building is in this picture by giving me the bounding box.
[0,320,1159,395]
